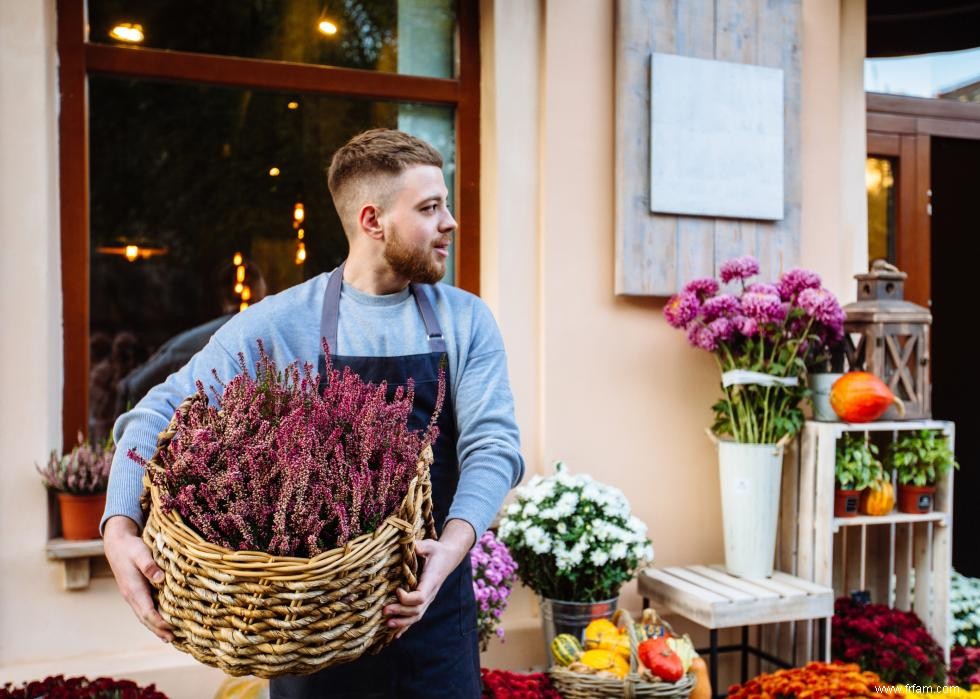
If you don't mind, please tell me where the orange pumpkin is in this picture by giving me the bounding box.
[860,481,895,516]
[690,656,711,699]
[829,372,905,422]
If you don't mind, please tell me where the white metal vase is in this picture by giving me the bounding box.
[715,439,786,578]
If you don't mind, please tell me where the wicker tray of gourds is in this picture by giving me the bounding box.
[548,608,709,699]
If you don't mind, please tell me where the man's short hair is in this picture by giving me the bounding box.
[327,129,443,235]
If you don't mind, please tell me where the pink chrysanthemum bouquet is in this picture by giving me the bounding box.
[133,339,444,557]
[665,256,845,444]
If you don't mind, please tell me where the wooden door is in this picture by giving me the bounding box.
[866,130,931,308]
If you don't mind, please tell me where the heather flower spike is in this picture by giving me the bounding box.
[138,338,445,557]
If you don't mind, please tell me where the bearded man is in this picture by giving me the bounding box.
[101,129,524,699]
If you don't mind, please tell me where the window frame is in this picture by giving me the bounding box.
[57,0,481,451]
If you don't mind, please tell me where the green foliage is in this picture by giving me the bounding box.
[835,433,884,490]
[889,429,958,487]
[710,339,809,445]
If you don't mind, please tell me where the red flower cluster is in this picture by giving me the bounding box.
[480,668,561,699]
[0,675,167,698]
[950,645,980,688]
[832,597,946,687]
[135,340,444,557]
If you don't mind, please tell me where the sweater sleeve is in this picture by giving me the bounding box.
[100,334,240,534]
[445,302,525,539]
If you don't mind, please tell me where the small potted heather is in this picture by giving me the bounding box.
[470,530,519,651]
[36,432,114,540]
[889,429,958,513]
[134,340,445,678]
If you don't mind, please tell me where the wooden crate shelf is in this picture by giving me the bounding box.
[779,419,954,662]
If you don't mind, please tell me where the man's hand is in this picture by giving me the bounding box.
[103,515,175,642]
[383,518,475,639]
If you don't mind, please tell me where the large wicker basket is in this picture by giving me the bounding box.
[140,396,436,679]
[549,609,696,699]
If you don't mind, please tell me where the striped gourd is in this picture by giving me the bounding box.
[551,634,583,666]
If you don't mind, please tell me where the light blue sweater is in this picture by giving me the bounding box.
[101,272,525,540]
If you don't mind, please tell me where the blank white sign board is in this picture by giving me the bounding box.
[650,52,784,220]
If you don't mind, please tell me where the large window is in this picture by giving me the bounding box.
[58,0,479,448]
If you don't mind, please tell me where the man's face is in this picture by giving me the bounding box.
[381,165,456,284]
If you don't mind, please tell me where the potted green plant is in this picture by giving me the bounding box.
[834,433,883,517]
[36,432,113,540]
[889,429,958,513]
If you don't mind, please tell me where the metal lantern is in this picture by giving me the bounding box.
[841,260,932,419]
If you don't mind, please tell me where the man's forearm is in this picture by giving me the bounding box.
[440,518,476,567]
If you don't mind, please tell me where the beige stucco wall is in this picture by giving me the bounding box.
[479,0,867,670]
[0,0,866,691]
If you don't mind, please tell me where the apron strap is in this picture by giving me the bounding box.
[321,261,447,356]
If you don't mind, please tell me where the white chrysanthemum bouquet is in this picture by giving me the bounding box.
[497,461,653,602]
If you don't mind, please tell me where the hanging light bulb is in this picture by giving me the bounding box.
[293,202,305,224]
[295,241,307,265]
[232,252,243,266]
[124,245,140,262]
[240,302,249,312]
[236,265,246,283]
[241,286,251,301]
[317,19,338,36]
[297,228,305,240]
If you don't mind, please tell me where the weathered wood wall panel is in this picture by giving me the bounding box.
[615,0,802,296]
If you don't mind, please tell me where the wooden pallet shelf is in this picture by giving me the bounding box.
[780,419,954,662]
[832,511,949,533]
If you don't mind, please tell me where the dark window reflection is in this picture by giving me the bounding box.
[88,75,455,441]
[88,0,456,79]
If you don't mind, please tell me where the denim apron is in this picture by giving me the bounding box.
[270,265,481,698]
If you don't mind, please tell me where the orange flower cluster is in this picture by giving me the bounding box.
[727,661,884,699]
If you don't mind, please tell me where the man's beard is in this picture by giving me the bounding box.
[383,229,446,284]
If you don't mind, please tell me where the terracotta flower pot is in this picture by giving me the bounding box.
[57,492,106,540]
[897,484,936,514]
[834,488,861,517]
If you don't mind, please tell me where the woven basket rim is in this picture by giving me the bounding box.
[144,472,426,572]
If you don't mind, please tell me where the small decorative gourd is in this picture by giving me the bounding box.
[860,480,895,516]
[579,649,629,679]
[550,634,583,666]
[830,372,905,422]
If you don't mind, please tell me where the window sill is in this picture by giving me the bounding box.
[46,538,104,590]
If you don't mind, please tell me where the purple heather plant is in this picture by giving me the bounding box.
[133,339,445,558]
[470,529,519,651]
[664,255,846,444]
[37,432,114,495]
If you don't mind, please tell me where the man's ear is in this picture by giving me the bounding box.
[358,204,385,241]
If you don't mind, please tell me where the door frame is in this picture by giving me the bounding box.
[866,93,980,308]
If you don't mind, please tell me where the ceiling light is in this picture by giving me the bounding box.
[318,20,338,36]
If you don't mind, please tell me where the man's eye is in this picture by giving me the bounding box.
[423,204,438,213]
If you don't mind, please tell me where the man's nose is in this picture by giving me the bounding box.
[441,208,457,233]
